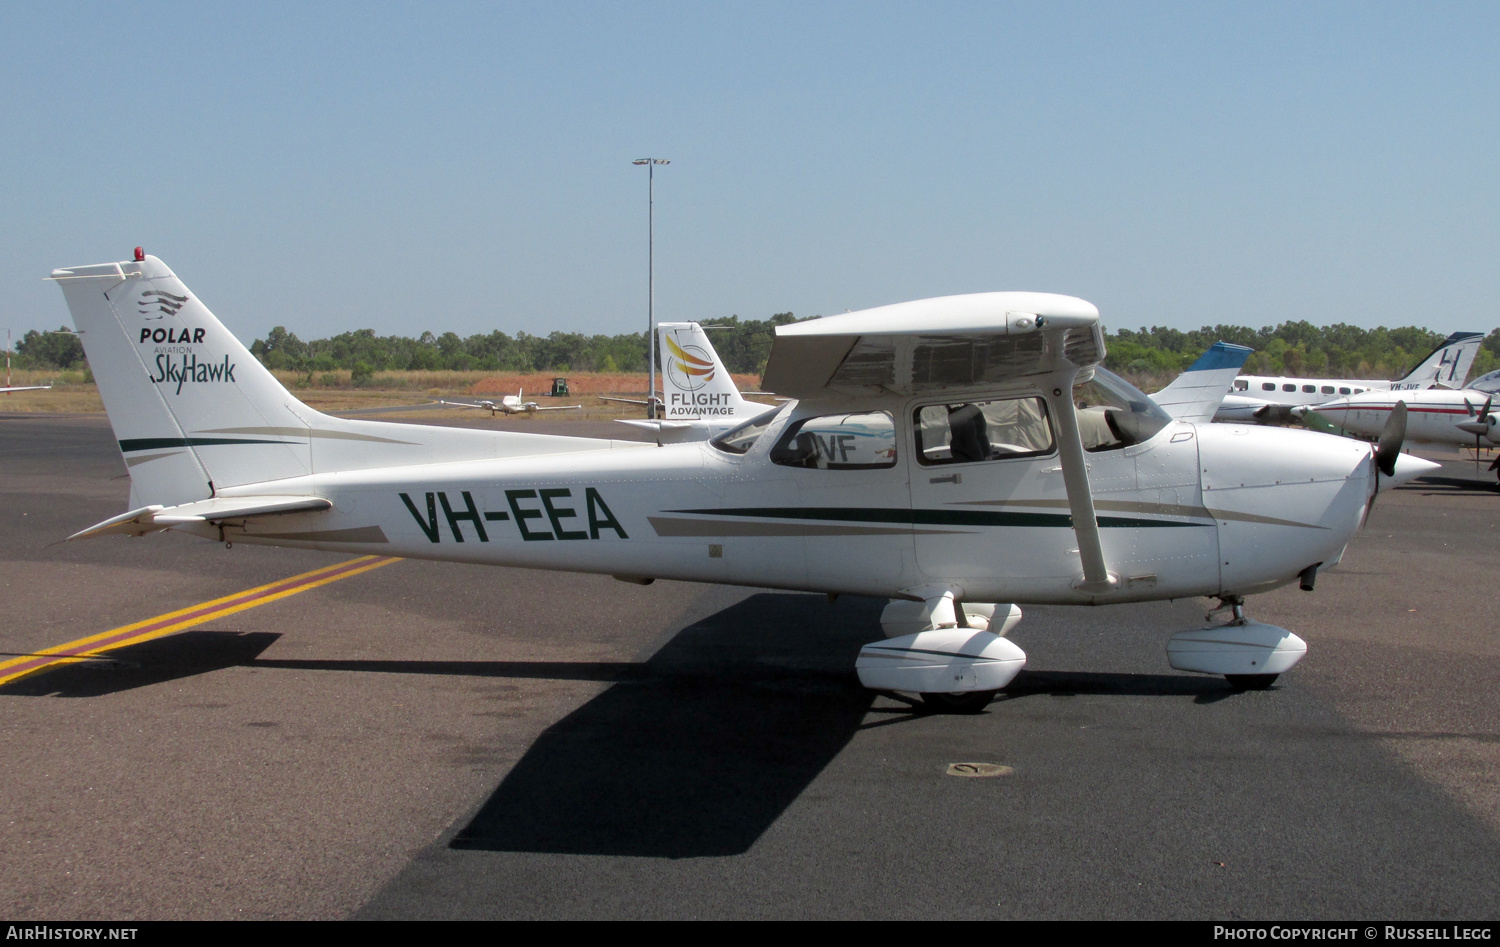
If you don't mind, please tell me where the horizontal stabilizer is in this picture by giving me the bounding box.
[68,495,332,540]
[615,419,697,432]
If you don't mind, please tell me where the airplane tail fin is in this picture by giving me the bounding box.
[1151,341,1253,423]
[52,252,643,520]
[50,254,317,508]
[1394,332,1484,390]
[658,322,751,420]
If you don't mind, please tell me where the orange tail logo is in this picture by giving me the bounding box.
[666,335,715,382]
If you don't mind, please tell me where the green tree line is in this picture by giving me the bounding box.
[1108,323,1500,381]
[11,319,1500,382]
[246,313,802,376]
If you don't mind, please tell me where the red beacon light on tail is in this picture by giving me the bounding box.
[134,247,145,262]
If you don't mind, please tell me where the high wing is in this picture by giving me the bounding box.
[760,292,1103,398]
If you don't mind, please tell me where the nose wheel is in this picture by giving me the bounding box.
[1167,595,1307,687]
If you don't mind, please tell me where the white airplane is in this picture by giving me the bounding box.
[1216,331,1485,422]
[603,322,773,443]
[1296,389,1500,484]
[1148,341,1253,423]
[51,252,1438,710]
[439,389,581,416]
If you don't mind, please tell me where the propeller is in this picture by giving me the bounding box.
[1456,396,1495,476]
[1456,395,1493,459]
[1363,401,1408,525]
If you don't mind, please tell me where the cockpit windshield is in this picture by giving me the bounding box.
[1074,367,1173,450]
[709,405,783,455]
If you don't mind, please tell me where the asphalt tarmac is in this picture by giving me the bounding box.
[2,413,1497,920]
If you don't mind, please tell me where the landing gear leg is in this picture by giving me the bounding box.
[1207,596,1278,690]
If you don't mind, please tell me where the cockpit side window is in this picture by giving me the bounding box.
[769,411,897,469]
[914,397,1054,466]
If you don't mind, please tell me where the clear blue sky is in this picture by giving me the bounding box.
[3,1,1497,345]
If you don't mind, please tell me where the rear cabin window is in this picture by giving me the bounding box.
[769,411,897,470]
[1321,385,1336,394]
[1302,384,1317,393]
[914,397,1054,465]
[1233,379,1249,391]
[1262,382,1276,391]
[1339,387,1352,394]
[1283,384,1297,392]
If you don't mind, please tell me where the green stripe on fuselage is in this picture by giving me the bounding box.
[666,507,1205,529]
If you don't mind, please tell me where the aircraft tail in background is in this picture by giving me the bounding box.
[1391,331,1484,390]
[658,322,754,420]
[1150,341,1253,423]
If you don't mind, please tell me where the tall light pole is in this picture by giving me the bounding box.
[633,157,669,418]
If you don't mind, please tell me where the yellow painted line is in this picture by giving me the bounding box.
[0,555,401,687]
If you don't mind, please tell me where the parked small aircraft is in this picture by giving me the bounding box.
[51,252,1437,710]
[603,322,774,443]
[1216,331,1485,422]
[439,389,581,416]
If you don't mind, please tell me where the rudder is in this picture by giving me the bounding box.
[51,253,313,507]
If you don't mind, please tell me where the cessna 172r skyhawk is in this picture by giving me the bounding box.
[51,251,1436,710]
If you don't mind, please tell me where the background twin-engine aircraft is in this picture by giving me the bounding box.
[439,388,581,416]
[51,252,1437,711]
[1215,331,1485,422]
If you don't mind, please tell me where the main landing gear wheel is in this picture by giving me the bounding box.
[1224,673,1279,691]
[922,691,997,714]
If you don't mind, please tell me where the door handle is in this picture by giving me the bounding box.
[929,473,962,484]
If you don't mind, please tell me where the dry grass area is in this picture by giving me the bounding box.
[0,371,770,420]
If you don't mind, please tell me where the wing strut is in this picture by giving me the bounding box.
[1043,370,1117,595]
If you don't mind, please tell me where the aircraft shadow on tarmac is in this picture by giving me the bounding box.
[1413,474,1500,494]
[0,630,282,698]
[448,592,881,859]
[444,595,1245,859]
[4,597,1247,857]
